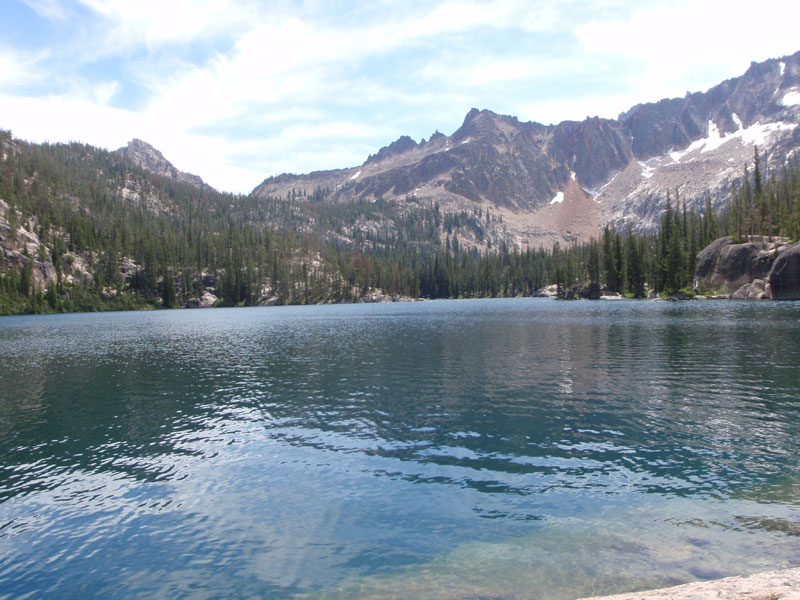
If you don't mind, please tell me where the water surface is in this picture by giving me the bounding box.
[1,299,800,599]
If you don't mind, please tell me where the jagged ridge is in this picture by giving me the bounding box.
[252,50,800,247]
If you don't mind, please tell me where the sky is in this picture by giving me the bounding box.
[1,0,799,193]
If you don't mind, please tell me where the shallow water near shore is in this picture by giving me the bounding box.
[1,299,800,599]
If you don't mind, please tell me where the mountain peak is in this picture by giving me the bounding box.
[127,138,157,151]
[460,108,501,126]
[463,107,482,122]
[116,139,206,189]
[452,108,520,142]
[366,135,420,164]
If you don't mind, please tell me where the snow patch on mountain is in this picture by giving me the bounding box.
[583,170,620,199]
[350,170,361,180]
[550,191,564,205]
[669,119,796,163]
[639,161,655,179]
[780,61,786,77]
[781,91,800,106]
[738,121,796,144]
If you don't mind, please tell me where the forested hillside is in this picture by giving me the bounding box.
[1,129,799,315]
[0,131,454,314]
[551,148,800,298]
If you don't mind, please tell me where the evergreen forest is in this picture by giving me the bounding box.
[1,129,799,315]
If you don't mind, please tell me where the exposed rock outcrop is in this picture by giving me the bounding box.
[599,291,624,300]
[731,278,770,300]
[695,236,800,300]
[578,566,800,600]
[186,291,218,308]
[116,139,206,189]
[695,236,789,294]
[534,284,559,298]
[666,291,693,301]
[560,282,602,300]
[0,202,60,291]
[768,243,800,300]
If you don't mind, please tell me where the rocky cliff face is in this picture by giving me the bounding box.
[695,236,788,293]
[768,244,800,299]
[694,236,800,300]
[0,198,94,292]
[253,51,800,249]
[116,139,206,189]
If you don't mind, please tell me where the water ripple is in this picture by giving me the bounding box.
[2,300,800,598]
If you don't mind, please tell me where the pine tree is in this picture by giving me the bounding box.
[588,242,600,285]
[161,268,176,308]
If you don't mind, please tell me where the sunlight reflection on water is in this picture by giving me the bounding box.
[1,299,800,598]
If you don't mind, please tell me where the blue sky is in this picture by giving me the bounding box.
[1,0,799,193]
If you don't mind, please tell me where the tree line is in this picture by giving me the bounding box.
[1,131,798,315]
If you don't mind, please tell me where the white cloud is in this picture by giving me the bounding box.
[76,0,256,52]
[22,0,68,20]
[91,80,120,105]
[419,54,571,89]
[518,93,647,126]
[0,48,48,88]
[275,121,383,142]
[3,0,800,193]
[0,93,265,192]
[575,0,800,99]
[135,1,565,155]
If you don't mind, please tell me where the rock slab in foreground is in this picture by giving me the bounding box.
[579,567,800,600]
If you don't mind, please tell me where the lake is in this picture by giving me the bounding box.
[1,298,800,599]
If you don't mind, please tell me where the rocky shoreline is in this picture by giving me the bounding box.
[580,567,800,600]
[694,235,800,300]
[534,235,800,302]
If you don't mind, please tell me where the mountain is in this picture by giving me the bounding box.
[0,133,452,313]
[3,50,800,315]
[116,139,207,189]
[2,109,800,315]
[253,50,800,248]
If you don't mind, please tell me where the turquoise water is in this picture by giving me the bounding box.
[1,299,799,599]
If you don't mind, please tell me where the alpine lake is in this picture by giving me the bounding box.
[1,298,800,599]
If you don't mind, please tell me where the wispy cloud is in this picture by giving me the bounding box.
[1,0,799,192]
[0,47,49,88]
[75,0,256,53]
[574,0,800,96]
[22,0,68,20]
